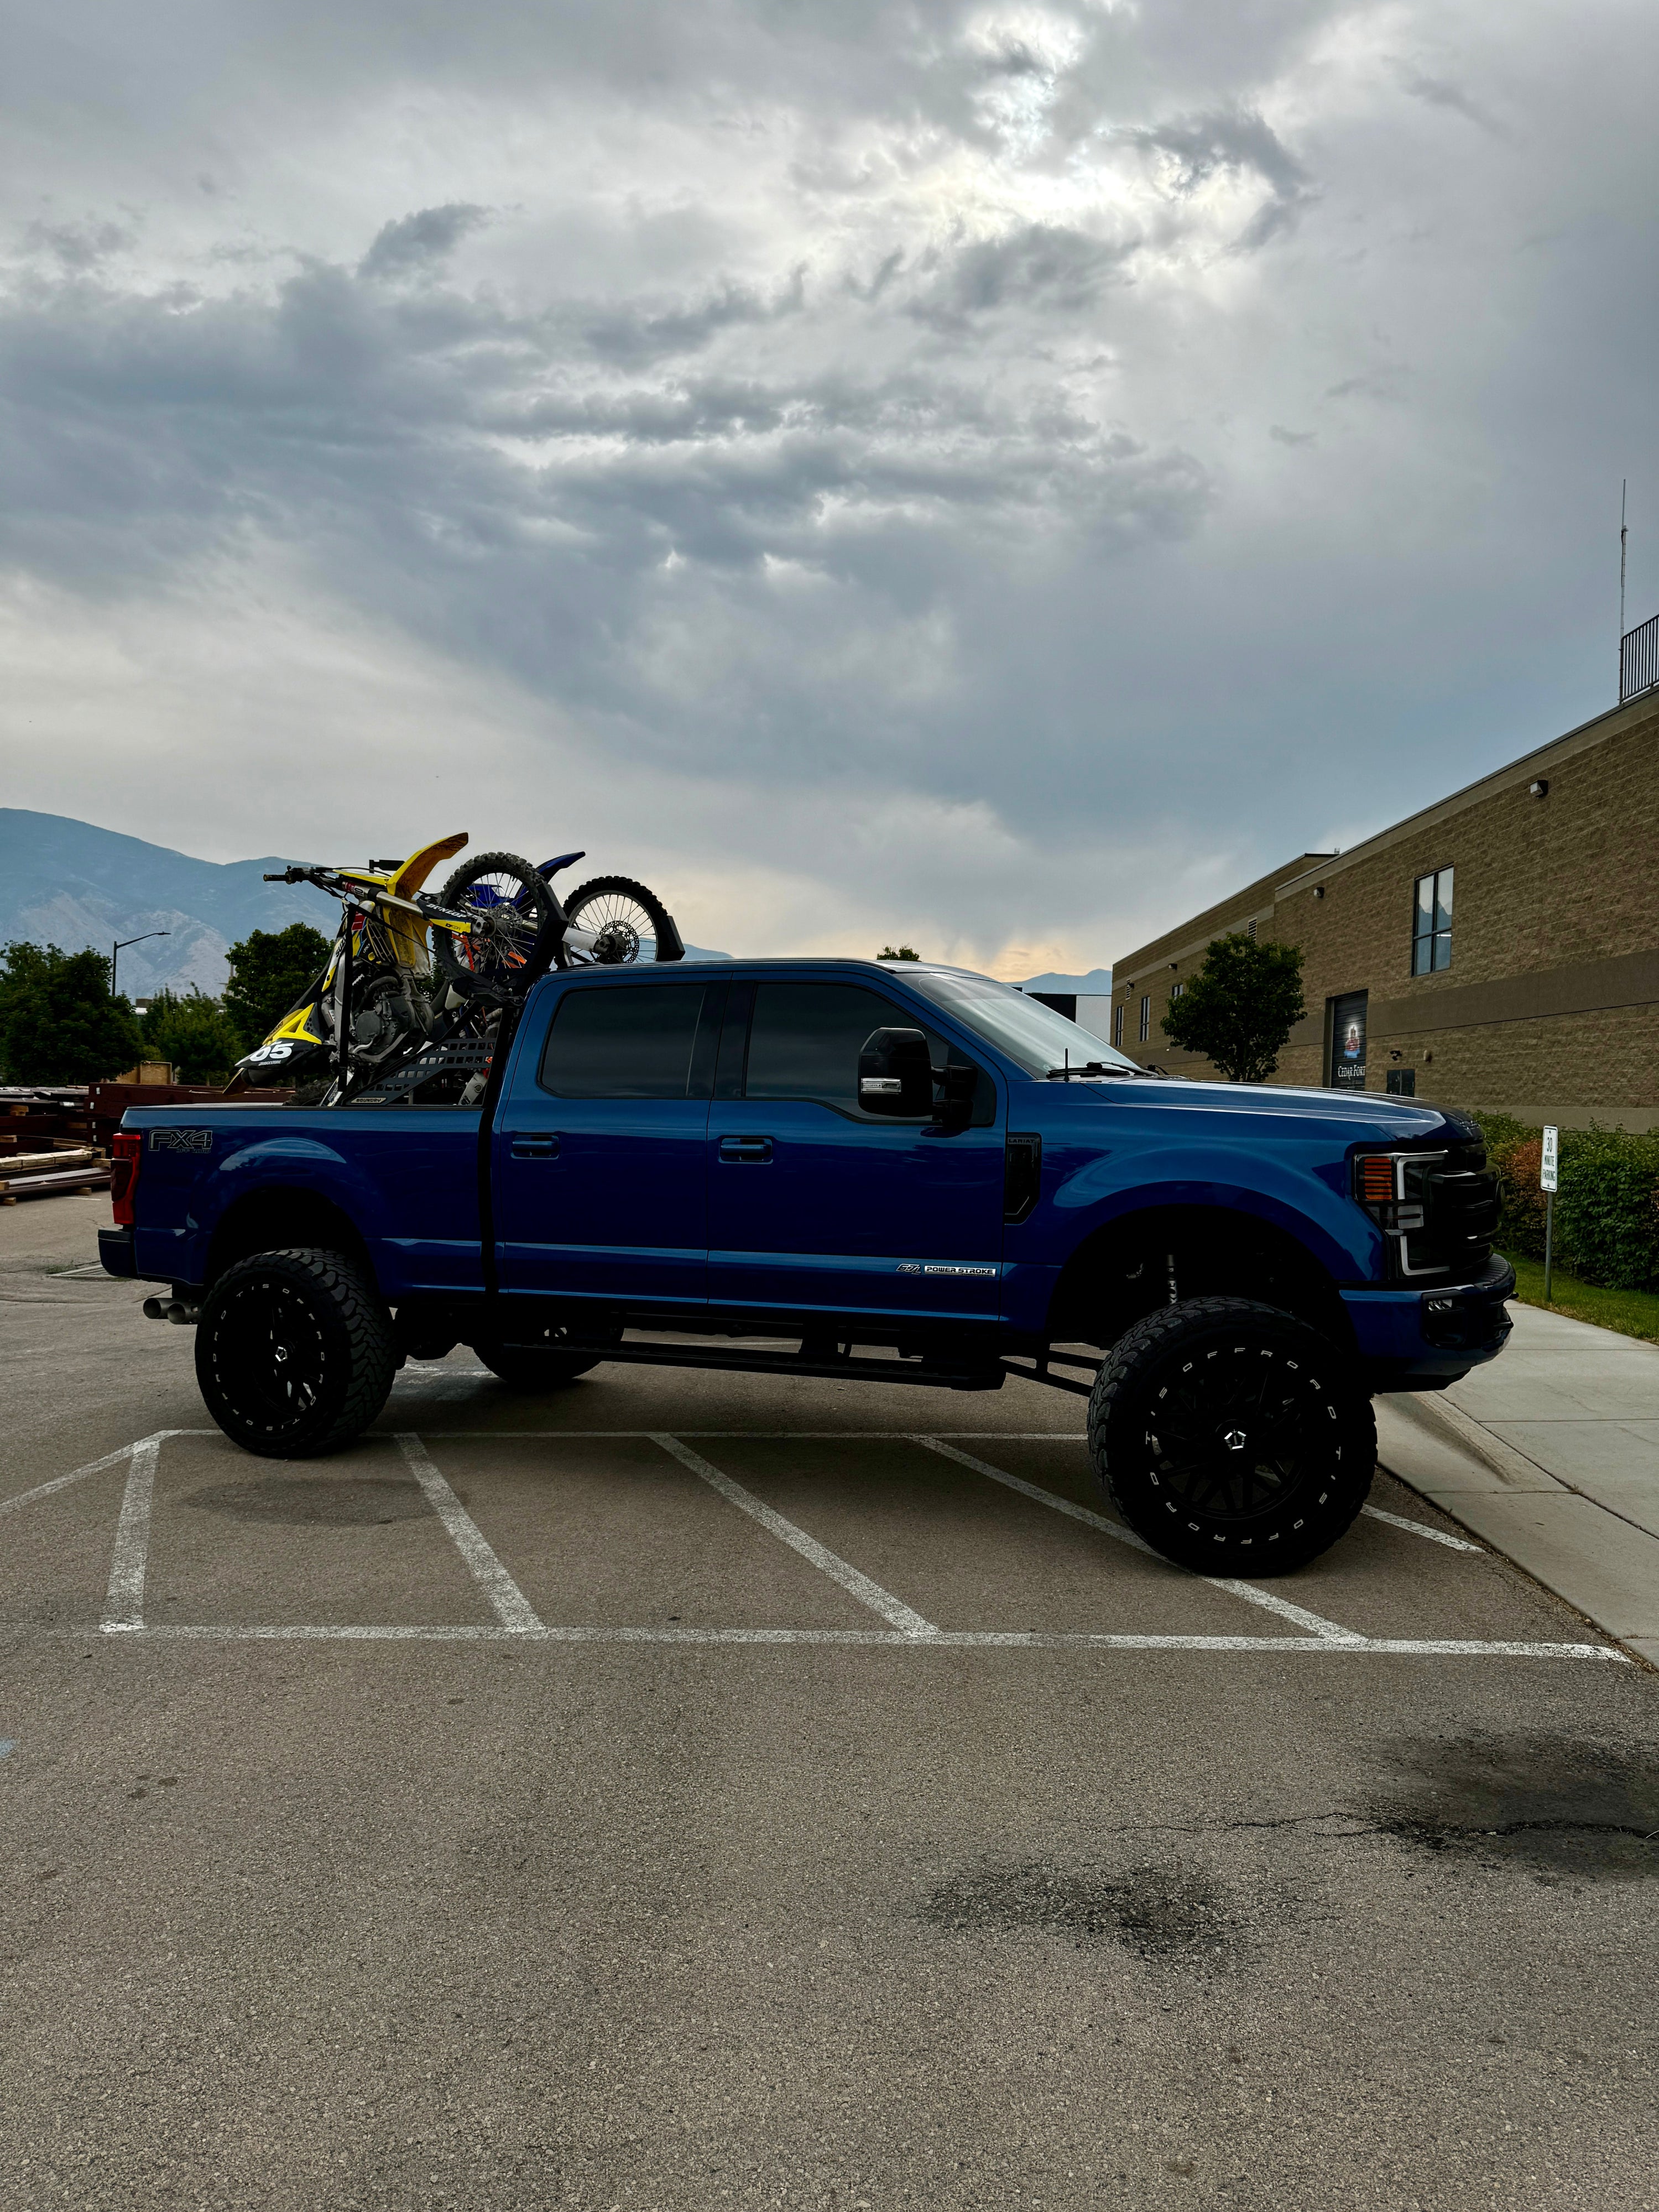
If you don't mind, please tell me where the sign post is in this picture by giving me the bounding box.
[1541,1124,1558,1303]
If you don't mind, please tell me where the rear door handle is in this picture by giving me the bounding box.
[508,1134,560,1160]
[718,1135,773,1164]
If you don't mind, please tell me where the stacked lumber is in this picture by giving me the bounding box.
[0,1144,109,1206]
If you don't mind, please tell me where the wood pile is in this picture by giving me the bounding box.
[0,1081,285,1207]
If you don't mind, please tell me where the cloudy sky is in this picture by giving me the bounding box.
[3,0,1655,975]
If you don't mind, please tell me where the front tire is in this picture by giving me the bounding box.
[196,1248,397,1458]
[1088,1296,1375,1574]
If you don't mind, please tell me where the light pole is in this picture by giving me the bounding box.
[111,931,170,1003]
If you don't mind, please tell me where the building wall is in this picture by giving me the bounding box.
[1108,690,1659,1127]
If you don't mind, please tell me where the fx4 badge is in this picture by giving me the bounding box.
[149,1128,213,1153]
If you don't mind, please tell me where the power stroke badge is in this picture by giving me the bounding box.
[895,1262,997,1276]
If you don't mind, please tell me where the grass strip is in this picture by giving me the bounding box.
[1507,1253,1659,1344]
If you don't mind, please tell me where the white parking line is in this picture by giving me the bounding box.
[1361,1505,1483,1553]
[2,1438,138,1519]
[102,1437,160,1631]
[80,1623,1627,1658]
[395,1434,544,1633]
[911,1437,1365,1645]
[650,1433,940,1639]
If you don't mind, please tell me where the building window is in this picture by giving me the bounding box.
[1113,1003,1124,1048]
[1170,982,1185,1001]
[1138,994,1150,1042]
[1412,867,1454,973]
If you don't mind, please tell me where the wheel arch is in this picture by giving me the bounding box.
[204,1187,375,1290]
[1047,1202,1355,1359]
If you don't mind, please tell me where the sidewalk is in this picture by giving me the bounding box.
[1374,1301,1659,1665]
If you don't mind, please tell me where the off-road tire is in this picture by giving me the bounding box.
[469,1340,601,1391]
[1087,1296,1375,1575]
[558,874,676,968]
[432,851,560,994]
[196,1248,397,1458]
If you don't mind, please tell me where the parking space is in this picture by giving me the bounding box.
[3,1204,1658,2211]
[5,1396,1626,1662]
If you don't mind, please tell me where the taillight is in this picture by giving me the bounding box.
[110,1130,142,1226]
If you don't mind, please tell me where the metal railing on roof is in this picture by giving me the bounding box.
[1620,611,1659,702]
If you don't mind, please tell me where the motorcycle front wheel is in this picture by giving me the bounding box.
[432,851,560,996]
[559,874,679,967]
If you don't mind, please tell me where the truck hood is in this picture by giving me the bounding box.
[1061,1074,1477,1146]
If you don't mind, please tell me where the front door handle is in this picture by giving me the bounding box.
[718,1134,773,1165]
[508,1134,560,1160]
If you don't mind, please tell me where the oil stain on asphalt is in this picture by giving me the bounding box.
[185,1478,430,1526]
[922,1859,1237,1962]
[1365,1732,1659,1881]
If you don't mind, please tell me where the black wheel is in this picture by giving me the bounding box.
[1088,1297,1375,1575]
[196,1248,397,1458]
[469,1339,601,1391]
[559,874,676,967]
[432,852,560,995]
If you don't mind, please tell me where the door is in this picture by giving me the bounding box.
[706,979,1006,1325]
[1329,990,1369,1090]
[494,978,722,1309]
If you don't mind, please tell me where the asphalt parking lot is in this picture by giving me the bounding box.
[3,1196,1658,2210]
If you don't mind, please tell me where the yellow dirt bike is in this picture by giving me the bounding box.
[229,838,557,1100]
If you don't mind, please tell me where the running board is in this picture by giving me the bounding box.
[525,1339,1007,1392]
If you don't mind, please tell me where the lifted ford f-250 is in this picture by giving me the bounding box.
[98,959,1512,1573]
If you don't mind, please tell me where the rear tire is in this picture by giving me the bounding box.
[196,1248,397,1458]
[469,1340,601,1391]
[559,875,676,967]
[1088,1296,1375,1574]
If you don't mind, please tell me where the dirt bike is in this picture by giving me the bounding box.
[228,838,557,1099]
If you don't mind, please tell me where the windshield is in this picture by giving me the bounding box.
[900,971,1141,1078]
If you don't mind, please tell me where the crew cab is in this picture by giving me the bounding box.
[98,959,1512,1573]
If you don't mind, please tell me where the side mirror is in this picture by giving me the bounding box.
[858,1027,933,1116]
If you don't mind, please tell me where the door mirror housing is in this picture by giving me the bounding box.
[858,1027,933,1115]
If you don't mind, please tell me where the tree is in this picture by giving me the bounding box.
[879,945,921,961]
[223,923,332,1050]
[0,941,144,1083]
[1160,932,1306,1083]
[142,989,245,1084]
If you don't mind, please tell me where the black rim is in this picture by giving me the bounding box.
[1142,1343,1337,1522]
[211,1280,332,1434]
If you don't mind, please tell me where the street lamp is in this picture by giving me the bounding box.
[111,931,170,1001]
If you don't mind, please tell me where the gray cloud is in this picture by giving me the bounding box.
[358,203,491,281]
[2,0,1658,973]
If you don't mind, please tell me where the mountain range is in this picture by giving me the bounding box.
[0,812,1107,998]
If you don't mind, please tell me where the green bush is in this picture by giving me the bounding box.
[1464,1110,1659,1290]
[1554,1130,1659,1291]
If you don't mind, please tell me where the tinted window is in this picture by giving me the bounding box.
[540,984,709,1098]
[744,983,985,1119]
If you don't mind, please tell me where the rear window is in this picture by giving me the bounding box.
[539,984,710,1099]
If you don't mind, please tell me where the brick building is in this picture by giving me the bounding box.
[1108,686,1659,1130]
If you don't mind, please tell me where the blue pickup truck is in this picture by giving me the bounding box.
[100,958,1511,1572]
